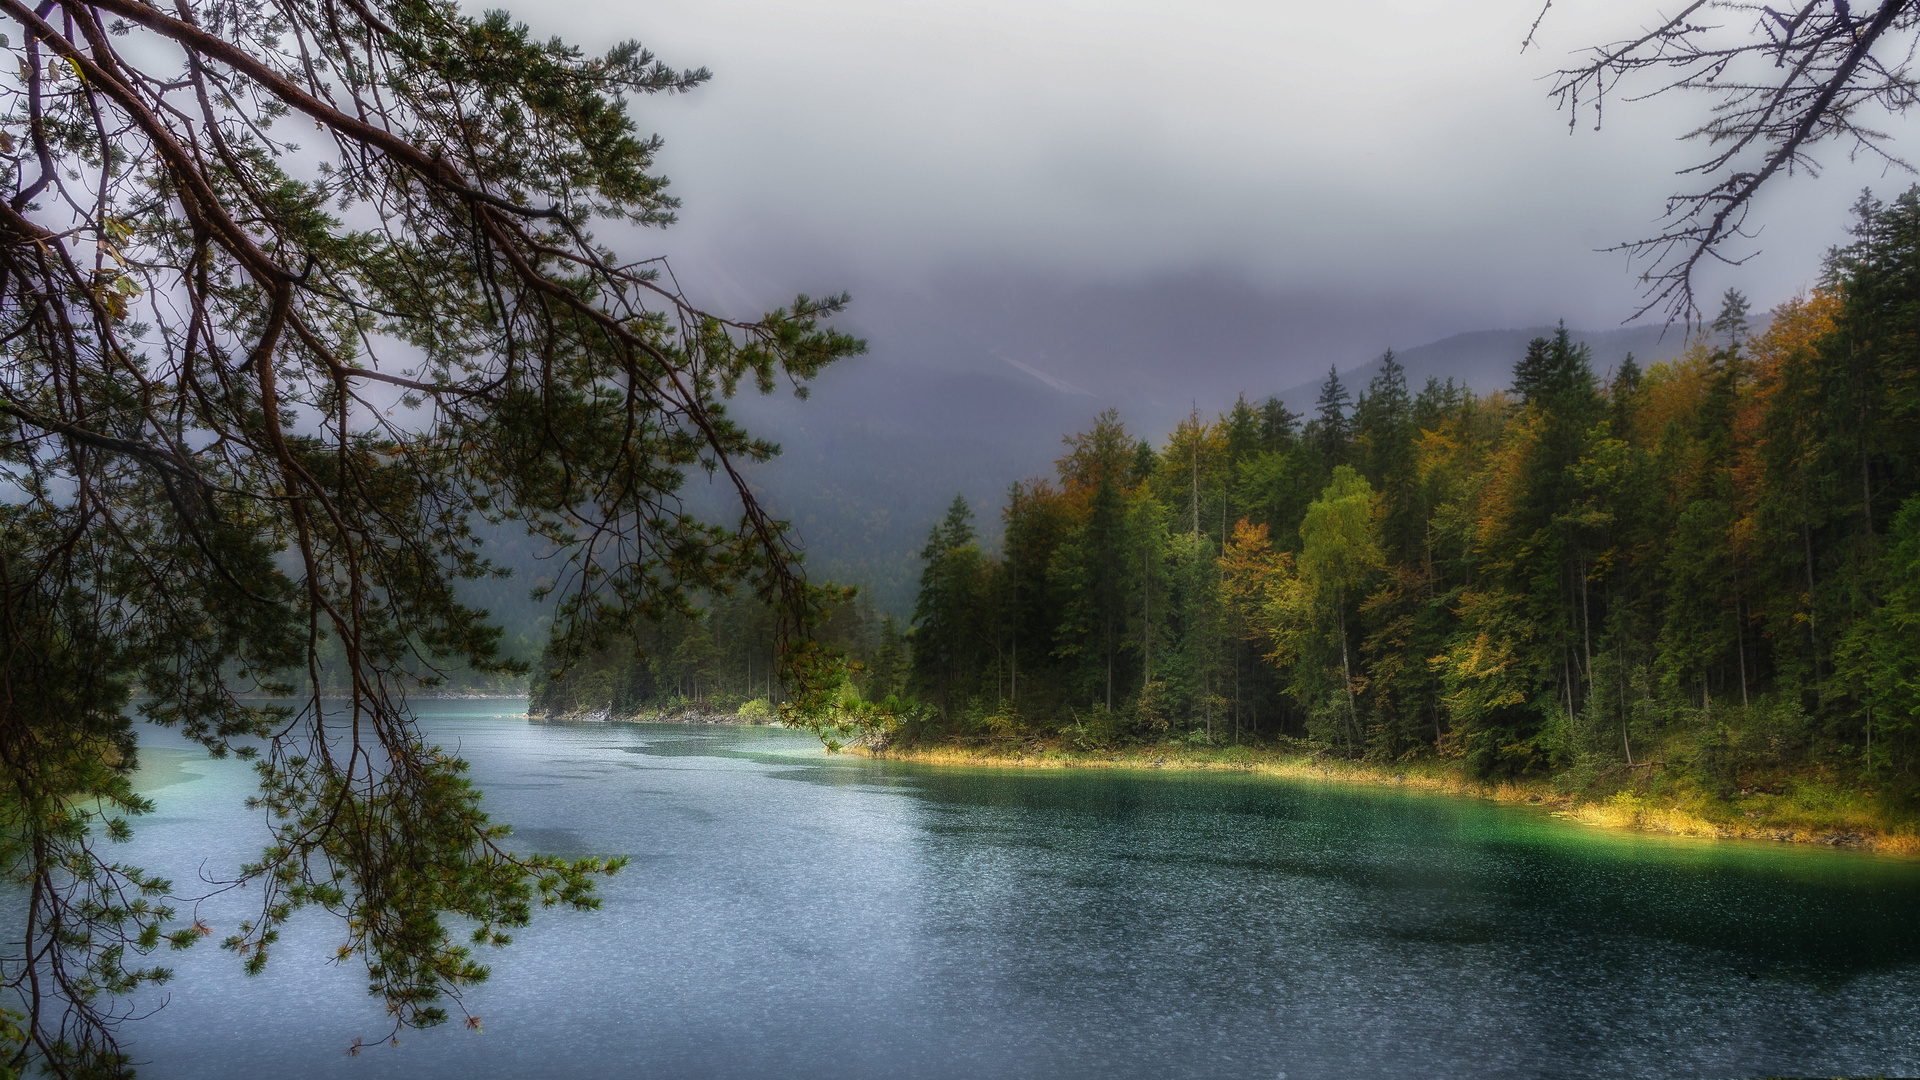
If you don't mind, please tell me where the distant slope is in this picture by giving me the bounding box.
[712,320,1718,618]
[1275,324,1702,411]
[464,258,1734,626]
[717,361,1091,614]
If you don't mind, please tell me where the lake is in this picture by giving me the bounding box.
[115,699,1920,1078]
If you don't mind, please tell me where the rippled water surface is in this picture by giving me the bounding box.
[115,700,1920,1078]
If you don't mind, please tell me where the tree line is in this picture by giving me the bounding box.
[529,592,902,718]
[888,190,1920,793]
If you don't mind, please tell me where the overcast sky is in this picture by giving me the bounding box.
[514,0,1920,336]
[489,1,1920,599]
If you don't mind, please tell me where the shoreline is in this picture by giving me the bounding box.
[853,742,1920,857]
[528,709,776,726]
[230,692,531,701]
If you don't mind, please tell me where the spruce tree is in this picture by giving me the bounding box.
[1712,289,1752,348]
[1512,323,1597,410]
[911,496,985,716]
[1310,366,1353,466]
[1355,350,1417,560]
[1259,396,1302,453]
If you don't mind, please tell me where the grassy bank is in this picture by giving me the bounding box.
[850,739,1920,857]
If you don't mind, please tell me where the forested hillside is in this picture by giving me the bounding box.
[528,189,1920,808]
[877,190,1920,796]
[702,282,1693,618]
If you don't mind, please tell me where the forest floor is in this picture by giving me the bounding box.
[851,739,1920,857]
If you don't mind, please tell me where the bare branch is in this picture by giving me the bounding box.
[1544,0,1920,323]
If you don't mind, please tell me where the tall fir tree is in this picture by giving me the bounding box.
[1310,365,1353,467]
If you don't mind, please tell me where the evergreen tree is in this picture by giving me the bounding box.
[1609,353,1644,438]
[1512,323,1598,410]
[1052,413,1140,712]
[1838,495,1920,773]
[1131,439,1159,485]
[1259,396,1303,453]
[1224,394,1264,465]
[1478,323,1607,758]
[1354,350,1418,562]
[1712,288,1752,348]
[1309,365,1353,466]
[1126,488,1175,708]
[868,191,1920,815]
[871,616,910,702]
[911,495,988,716]
[1737,291,1842,700]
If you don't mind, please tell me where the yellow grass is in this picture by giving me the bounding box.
[850,742,1920,856]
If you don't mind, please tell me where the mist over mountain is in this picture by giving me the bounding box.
[468,0,1870,630]
[702,270,1705,617]
[463,269,1715,634]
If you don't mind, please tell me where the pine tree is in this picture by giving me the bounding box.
[1224,394,1264,465]
[1610,353,1644,438]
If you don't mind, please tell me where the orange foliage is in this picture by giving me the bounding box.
[1632,345,1713,452]
[1469,408,1541,567]
[1218,519,1278,617]
[1005,476,1064,518]
[1217,517,1300,658]
[1732,290,1840,555]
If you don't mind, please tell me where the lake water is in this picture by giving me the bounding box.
[112,699,1920,1078]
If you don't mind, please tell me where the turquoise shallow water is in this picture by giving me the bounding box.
[108,700,1920,1078]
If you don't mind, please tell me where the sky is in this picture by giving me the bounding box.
[517,0,1920,339]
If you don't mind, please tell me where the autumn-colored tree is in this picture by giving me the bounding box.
[886,196,1920,805]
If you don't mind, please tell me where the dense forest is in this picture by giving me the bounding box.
[528,592,898,718]
[881,188,1920,792]
[533,190,1920,801]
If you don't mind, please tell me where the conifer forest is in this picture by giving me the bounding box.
[539,190,1920,802]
